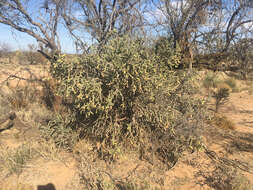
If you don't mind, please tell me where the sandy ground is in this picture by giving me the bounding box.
[0,65,252,190]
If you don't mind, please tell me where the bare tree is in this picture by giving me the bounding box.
[62,0,145,51]
[150,0,253,72]
[222,0,253,52]
[228,38,253,79]
[150,0,221,70]
[0,0,64,59]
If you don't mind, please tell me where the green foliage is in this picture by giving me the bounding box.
[39,114,79,150]
[153,37,181,69]
[50,36,208,163]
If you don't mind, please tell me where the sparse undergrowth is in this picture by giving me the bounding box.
[75,140,163,190]
[202,71,221,89]
[0,139,65,177]
[39,114,79,150]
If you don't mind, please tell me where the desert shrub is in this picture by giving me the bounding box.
[13,48,47,65]
[49,36,208,164]
[40,78,60,110]
[0,92,11,115]
[25,44,47,65]
[229,38,253,80]
[15,51,29,65]
[17,103,53,127]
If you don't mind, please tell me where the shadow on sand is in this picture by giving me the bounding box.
[37,183,56,190]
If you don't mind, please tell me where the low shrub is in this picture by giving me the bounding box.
[39,114,79,150]
[153,37,181,69]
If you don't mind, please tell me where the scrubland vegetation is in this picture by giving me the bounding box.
[0,0,253,189]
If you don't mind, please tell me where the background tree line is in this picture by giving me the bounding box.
[0,0,252,76]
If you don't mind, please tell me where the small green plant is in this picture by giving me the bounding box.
[39,114,79,150]
[213,88,230,112]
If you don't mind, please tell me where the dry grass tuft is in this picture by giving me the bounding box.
[209,114,236,130]
[0,143,35,175]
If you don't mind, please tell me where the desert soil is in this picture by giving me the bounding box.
[0,65,252,190]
